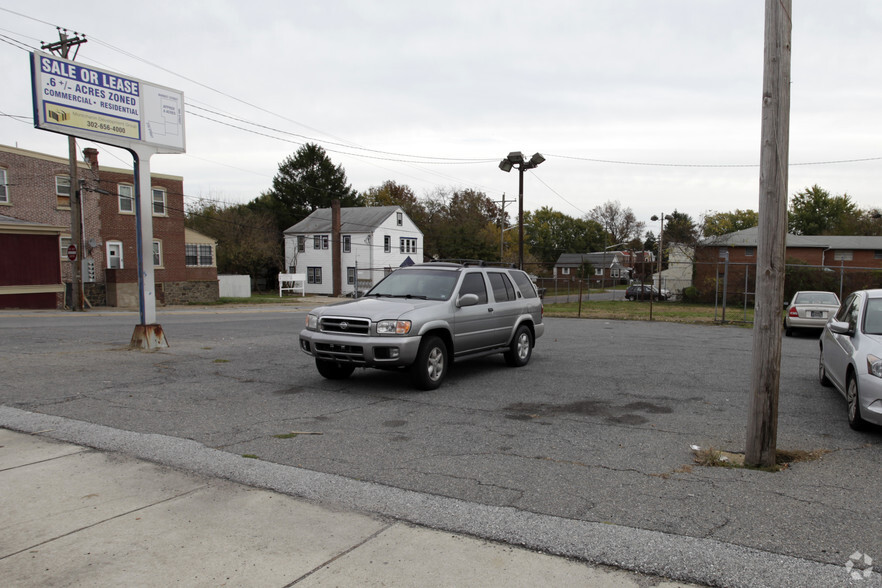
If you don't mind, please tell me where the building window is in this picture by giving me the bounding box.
[152,240,163,267]
[744,247,756,257]
[152,188,166,215]
[313,235,329,250]
[874,250,882,260]
[185,244,214,266]
[60,236,72,259]
[56,175,71,208]
[834,250,854,261]
[297,236,305,252]
[307,267,322,284]
[611,268,620,278]
[118,184,134,213]
[400,237,417,254]
[347,267,355,284]
[594,268,604,276]
[561,267,570,275]
[343,235,351,253]
[384,235,391,253]
[397,212,403,226]
[0,168,8,203]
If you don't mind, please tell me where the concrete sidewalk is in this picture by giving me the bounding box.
[0,429,697,587]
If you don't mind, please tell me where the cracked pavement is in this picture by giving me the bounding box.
[2,307,881,585]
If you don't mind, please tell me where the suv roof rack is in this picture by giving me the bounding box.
[428,259,517,268]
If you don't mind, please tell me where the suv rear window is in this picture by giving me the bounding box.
[508,270,538,299]
[488,272,517,302]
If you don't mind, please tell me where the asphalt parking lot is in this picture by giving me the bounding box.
[2,306,880,586]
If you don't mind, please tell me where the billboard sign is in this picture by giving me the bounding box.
[30,51,185,153]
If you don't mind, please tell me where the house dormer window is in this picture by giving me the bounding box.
[397,212,403,226]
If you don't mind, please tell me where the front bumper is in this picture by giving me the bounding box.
[299,328,422,368]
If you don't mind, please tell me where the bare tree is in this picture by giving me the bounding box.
[587,200,645,246]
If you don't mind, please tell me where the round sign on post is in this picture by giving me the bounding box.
[67,244,77,261]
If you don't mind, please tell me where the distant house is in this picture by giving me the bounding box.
[651,243,694,296]
[0,143,218,308]
[553,250,655,285]
[283,205,423,296]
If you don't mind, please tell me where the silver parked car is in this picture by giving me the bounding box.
[818,289,882,429]
[300,262,544,390]
[784,290,840,336]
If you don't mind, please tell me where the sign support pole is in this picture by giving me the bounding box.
[129,145,167,349]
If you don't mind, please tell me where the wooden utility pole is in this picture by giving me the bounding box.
[42,29,87,311]
[746,0,791,468]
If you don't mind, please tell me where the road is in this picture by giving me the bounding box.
[1,306,879,586]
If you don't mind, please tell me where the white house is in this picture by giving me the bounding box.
[283,205,424,296]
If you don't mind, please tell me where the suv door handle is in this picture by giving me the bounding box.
[488,307,494,312]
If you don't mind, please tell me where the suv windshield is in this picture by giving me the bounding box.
[366,268,459,301]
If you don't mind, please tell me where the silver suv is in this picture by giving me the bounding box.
[299,262,544,390]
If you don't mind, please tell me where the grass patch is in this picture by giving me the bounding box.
[691,446,829,472]
[544,300,754,324]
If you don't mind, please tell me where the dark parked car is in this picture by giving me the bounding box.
[625,284,667,301]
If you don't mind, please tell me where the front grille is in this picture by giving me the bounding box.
[314,342,366,363]
[319,316,371,335]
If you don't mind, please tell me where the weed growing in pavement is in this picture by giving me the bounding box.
[691,446,829,472]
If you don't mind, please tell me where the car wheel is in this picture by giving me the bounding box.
[818,348,832,387]
[315,358,355,380]
[504,324,533,367]
[846,375,868,430]
[785,324,793,337]
[411,335,448,390]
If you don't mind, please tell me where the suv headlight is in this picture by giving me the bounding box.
[377,319,411,335]
[867,354,882,378]
[306,314,318,330]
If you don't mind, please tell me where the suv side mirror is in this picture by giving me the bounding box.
[457,293,479,307]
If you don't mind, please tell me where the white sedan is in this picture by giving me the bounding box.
[784,290,840,336]
[819,289,882,429]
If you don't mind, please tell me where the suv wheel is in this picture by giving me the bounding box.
[504,325,533,367]
[315,358,355,380]
[411,335,448,390]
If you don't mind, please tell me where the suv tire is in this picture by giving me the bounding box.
[411,335,448,390]
[316,358,355,380]
[504,325,533,367]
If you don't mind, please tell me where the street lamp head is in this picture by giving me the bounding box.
[651,215,659,222]
[507,151,525,165]
[529,152,545,166]
[498,159,513,173]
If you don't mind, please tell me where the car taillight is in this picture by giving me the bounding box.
[788,307,799,317]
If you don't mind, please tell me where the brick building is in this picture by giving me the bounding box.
[696,227,882,302]
[0,143,218,309]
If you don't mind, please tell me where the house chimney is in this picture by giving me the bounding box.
[83,148,99,174]
[331,199,342,297]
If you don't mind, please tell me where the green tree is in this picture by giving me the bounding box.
[524,206,605,264]
[362,180,428,229]
[701,209,759,237]
[421,188,500,260]
[788,185,858,235]
[255,143,362,233]
[662,209,698,245]
[185,199,282,279]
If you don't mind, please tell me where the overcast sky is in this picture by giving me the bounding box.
[2,1,881,232]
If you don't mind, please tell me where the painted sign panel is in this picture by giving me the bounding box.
[30,51,185,153]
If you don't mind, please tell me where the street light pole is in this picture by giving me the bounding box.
[499,151,545,270]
